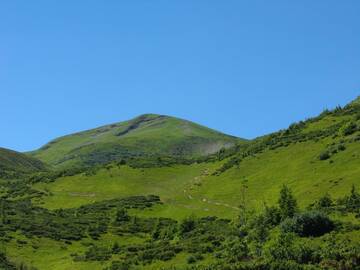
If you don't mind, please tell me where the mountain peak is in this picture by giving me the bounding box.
[31,115,242,168]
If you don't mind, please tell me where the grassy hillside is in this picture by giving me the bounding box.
[0,147,46,179]
[33,98,360,219]
[2,98,360,270]
[30,114,241,168]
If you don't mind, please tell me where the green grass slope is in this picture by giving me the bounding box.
[0,147,46,178]
[31,114,241,168]
[34,98,360,219]
[3,98,360,270]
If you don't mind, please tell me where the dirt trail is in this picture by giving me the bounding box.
[183,169,239,211]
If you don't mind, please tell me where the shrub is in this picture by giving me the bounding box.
[280,211,335,237]
[319,151,330,161]
[345,185,360,212]
[319,234,360,269]
[112,242,121,254]
[224,239,249,263]
[314,193,333,210]
[187,255,197,264]
[267,260,305,270]
[337,144,346,151]
[263,205,282,226]
[115,208,130,223]
[340,121,357,136]
[106,261,130,270]
[84,246,112,261]
[179,215,196,236]
[266,232,296,261]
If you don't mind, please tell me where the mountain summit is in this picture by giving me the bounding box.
[31,114,242,168]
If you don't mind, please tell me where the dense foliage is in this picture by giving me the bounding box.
[0,178,359,270]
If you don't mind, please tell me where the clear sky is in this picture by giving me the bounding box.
[1,1,359,152]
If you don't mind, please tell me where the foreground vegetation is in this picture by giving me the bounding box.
[0,177,359,269]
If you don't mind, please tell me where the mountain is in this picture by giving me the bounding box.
[33,97,360,212]
[0,147,46,178]
[31,114,242,168]
[2,98,360,270]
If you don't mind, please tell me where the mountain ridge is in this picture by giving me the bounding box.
[0,147,46,178]
[30,113,243,168]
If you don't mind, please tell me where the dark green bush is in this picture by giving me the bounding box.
[84,246,112,261]
[345,185,360,211]
[280,211,335,237]
[319,151,330,161]
[105,261,131,270]
[340,121,357,136]
[314,193,333,210]
[180,216,196,236]
[187,255,197,264]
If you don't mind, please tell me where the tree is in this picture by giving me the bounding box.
[315,193,333,210]
[251,214,269,244]
[278,185,298,220]
[346,185,360,211]
[263,204,281,226]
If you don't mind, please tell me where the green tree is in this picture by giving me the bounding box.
[316,193,333,209]
[346,185,360,211]
[263,204,281,226]
[278,185,298,220]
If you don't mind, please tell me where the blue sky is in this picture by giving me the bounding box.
[1,1,359,151]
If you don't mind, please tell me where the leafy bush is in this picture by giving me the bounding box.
[319,234,360,269]
[337,144,346,151]
[313,193,333,210]
[224,239,249,263]
[340,121,357,136]
[318,151,330,161]
[266,232,296,261]
[105,261,131,270]
[84,246,112,261]
[345,185,360,211]
[180,215,196,236]
[263,205,282,226]
[0,251,16,270]
[112,242,121,254]
[187,255,197,264]
[115,208,130,223]
[280,211,335,237]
